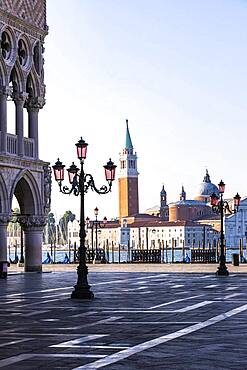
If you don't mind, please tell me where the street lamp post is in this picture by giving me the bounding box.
[86,207,107,259]
[52,137,116,299]
[210,180,241,276]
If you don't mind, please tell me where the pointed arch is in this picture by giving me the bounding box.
[9,64,25,93]
[0,26,17,67]
[10,169,43,216]
[26,70,40,98]
[0,172,9,214]
[0,59,8,86]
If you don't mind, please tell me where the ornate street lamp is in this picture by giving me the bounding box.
[210,180,241,276]
[52,138,116,299]
[87,207,107,260]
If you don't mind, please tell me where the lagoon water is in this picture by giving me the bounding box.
[7,246,247,264]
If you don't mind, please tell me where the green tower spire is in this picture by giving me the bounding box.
[125,119,133,149]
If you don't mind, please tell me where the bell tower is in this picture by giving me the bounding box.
[180,185,186,201]
[160,184,168,220]
[118,120,139,219]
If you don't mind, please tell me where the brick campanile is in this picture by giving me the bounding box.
[118,120,139,219]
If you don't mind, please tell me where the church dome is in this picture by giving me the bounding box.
[196,170,219,200]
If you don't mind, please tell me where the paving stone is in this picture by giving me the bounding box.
[0,271,247,368]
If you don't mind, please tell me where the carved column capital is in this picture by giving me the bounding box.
[17,215,47,229]
[0,86,11,97]
[26,96,45,111]
[13,92,29,107]
[0,214,11,224]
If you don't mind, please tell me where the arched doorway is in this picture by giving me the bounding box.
[10,171,47,272]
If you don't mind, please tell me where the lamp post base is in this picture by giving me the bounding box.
[71,286,94,300]
[216,265,229,276]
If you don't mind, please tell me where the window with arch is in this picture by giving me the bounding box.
[18,39,28,67]
[1,31,11,61]
[33,42,41,74]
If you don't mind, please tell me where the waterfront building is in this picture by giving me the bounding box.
[225,197,247,248]
[68,219,80,246]
[69,218,218,251]
[0,1,49,271]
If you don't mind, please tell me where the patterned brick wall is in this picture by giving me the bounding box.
[0,0,46,30]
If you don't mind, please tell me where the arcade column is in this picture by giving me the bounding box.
[0,216,9,261]
[19,216,47,272]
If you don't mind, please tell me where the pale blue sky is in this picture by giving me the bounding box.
[40,0,247,220]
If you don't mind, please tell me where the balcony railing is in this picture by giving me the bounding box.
[7,133,17,155]
[24,137,35,158]
[0,132,35,158]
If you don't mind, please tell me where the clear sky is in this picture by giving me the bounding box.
[40,0,247,221]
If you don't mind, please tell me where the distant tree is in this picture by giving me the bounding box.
[58,210,76,244]
[43,212,56,244]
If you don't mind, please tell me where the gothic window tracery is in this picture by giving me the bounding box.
[1,31,11,60]
[18,39,28,67]
[33,42,40,74]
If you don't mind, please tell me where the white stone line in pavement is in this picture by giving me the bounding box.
[6,286,73,298]
[94,274,169,286]
[175,301,213,313]
[76,345,130,349]
[171,285,184,288]
[97,290,151,295]
[70,311,98,318]
[225,287,238,291]
[102,309,204,314]
[22,310,49,317]
[199,275,214,279]
[72,303,247,369]
[1,274,169,300]
[0,333,90,337]
[149,294,204,309]
[204,284,218,289]
[50,335,108,348]
[0,338,33,348]
[224,293,243,300]
[37,354,107,358]
[17,297,67,308]
[0,354,34,368]
[1,300,22,305]
[39,292,70,298]
[54,316,123,331]
[110,321,199,325]
[0,353,108,367]
[102,301,213,314]
[83,316,123,328]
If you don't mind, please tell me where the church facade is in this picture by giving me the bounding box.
[0,1,49,271]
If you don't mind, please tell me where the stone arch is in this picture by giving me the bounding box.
[0,59,8,86]
[33,41,41,76]
[0,172,9,214]
[26,70,40,98]
[9,64,25,93]
[0,26,17,66]
[10,169,43,216]
[16,34,32,73]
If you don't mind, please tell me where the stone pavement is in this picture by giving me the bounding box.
[0,271,247,369]
[9,262,247,274]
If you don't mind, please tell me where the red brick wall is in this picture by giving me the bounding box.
[119,177,139,218]
[169,204,212,222]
